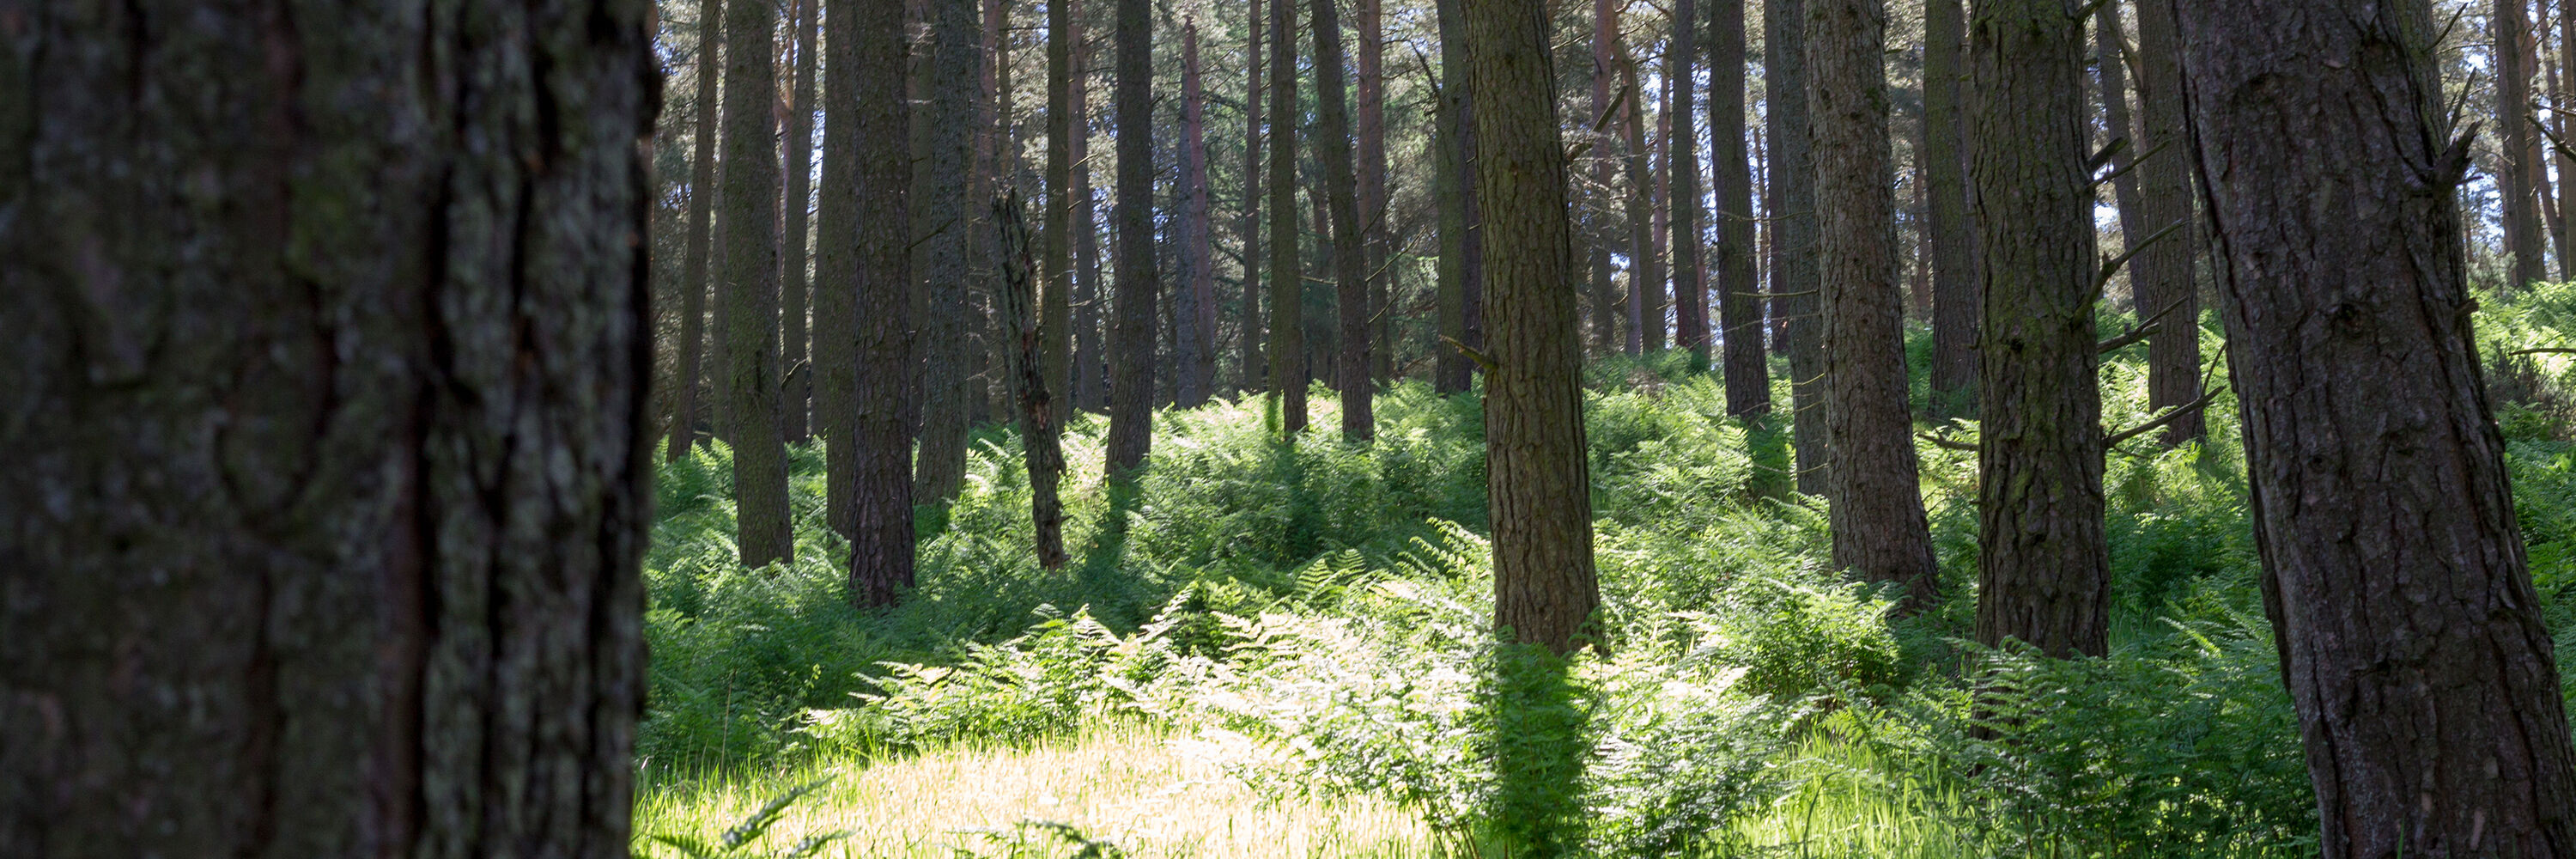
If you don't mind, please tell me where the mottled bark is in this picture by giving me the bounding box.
[1467,0,1600,655]
[1670,0,1708,371]
[1971,0,2105,657]
[1240,0,1268,393]
[1312,0,1375,440]
[2178,0,2576,851]
[1176,21,1217,409]
[2131,0,2202,442]
[1813,0,1939,611]
[825,0,919,606]
[994,192,1069,569]
[0,1,655,853]
[1272,0,1309,427]
[781,0,818,442]
[674,0,726,460]
[1766,0,1825,495]
[915,0,978,507]
[1104,0,1157,476]
[1924,0,1976,414]
[722,0,794,567]
[1711,0,1768,419]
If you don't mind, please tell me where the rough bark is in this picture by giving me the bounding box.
[828,0,919,606]
[0,0,655,852]
[1466,0,1601,655]
[674,0,726,460]
[1971,0,2106,657]
[1044,0,1077,405]
[1240,0,1267,394]
[2178,0,2576,850]
[1813,0,1940,611]
[1923,0,1976,415]
[2132,0,2202,442]
[1671,0,1709,371]
[722,0,794,567]
[1767,0,1826,495]
[1105,0,1157,476]
[994,192,1069,569]
[2502,0,2550,293]
[1711,0,1768,418]
[781,0,818,442]
[1273,0,1309,427]
[1313,0,1375,441]
[1176,21,1217,409]
[915,0,978,508]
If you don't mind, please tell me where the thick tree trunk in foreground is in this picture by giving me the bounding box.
[996,193,1070,569]
[1924,0,1977,415]
[1176,21,1218,410]
[2178,0,2576,851]
[915,0,978,509]
[0,1,654,852]
[1813,0,1940,612]
[1971,0,2105,657]
[1467,0,1601,655]
[722,0,794,567]
[674,0,726,461]
[2131,0,2202,442]
[830,0,920,606]
[1272,0,1310,428]
[1313,0,1376,441]
[1670,0,1708,371]
[1767,0,1825,496]
[1240,0,1268,395]
[781,0,818,442]
[1712,0,1768,419]
[1105,0,1157,477]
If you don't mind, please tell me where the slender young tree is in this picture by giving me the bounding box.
[1814,0,1939,610]
[1767,0,1825,495]
[1924,0,1975,415]
[2131,0,2202,442]
[1176,20,1218,409]
[781,0,819,442]
[1467,0,1600,655]
[1272,0,1309,428]
[1105,0,1157,476]
[1313,0,1376,440]
[995,192,1070,569]
[1712,0,1768,420]
[1971,0,2105,657]
[2179,0,2576,850]
[0,2,654,851]
[673,0,726,461]
[1670,0,1709,372]
[830,0,920,606]
[1045,0,1078,404]
[1240,0,1268,394]
[722,0,794,567]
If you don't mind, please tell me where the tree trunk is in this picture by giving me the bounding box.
[1590,0,1623,357]
[723,0,794,567]
[1434,0,1484,395]
[2178,0,2576,851]
[0,1,655,851]
[1044,0,1078,406]
[2131,0,2203,442]
[1767,0,1826,496]
[1467,0,1601,655]
[1649,101,1672,352]
[1711,0,1768,420]
[1814,0,1940,612]
[1671,0,1710,372]
[1923,0,1976,416]
[994,192,1070,570]
[2502,0,2550,294]
[1621,46,1656,357]
[1106,0,1157,477]
[826,0,920,606]
[1358,0,1394,382]
[2093,0,2144,313]
[1313,0,1376,441]
[781,0,818,443]
[1971,0,2105,657]
[1072,22,1106,414]
[674,0,726,461]
[1241,0,1268,394]
[914,0,980,510]
[1273,0,1310,427]
[1176,21,1218,410]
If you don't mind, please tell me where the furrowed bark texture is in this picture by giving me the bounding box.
[721,0,793,567]
[674,0,726,460]
[1105,0,1157,475]
[2178,0,2576,851]
[995,192,1069,569]
[1811,0,1939,612]
[1923,0,1976,413]
[1766,0,1825,496]
[914,0,978,508]
[1971,0,2106,657]
[1271,0,1309,429]
[2130,0,2202,442]
[1711,0,1767,417]
[781,0,817,442]
[1467,0,1600,655]
[0,0,655,853]
[841,0,919,606]
[1312,0,1375,440]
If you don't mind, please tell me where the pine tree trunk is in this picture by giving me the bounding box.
[1711,0,1769,420]
[2132,0,2202,442]
[1671,0,1710,372]
[2502,0,2550,293]
[1043,0,1077,405]
[1621,46,1656,356]
[1313,0,1376,440]
[1467,0,1601,655]
[781,0,819,443]
[1590,0,1623,357]
[1814,0,1940,611]
[1176,21,1218,409]
[825,0,920,606]
[1241,0,1268,394]
[994,193,1070,569]
[0,2,654,850]
[1358,0,1394,382]
[674,0,727,461]
[1072,22,1106,414]
[2180,0,2576,850]
[1273,0,1311,426]
[1105,0,1158,476]
[1923,0,1976,416]
[1434,0,1481,394]
[1767,0,1826,495]
[2093,0,2144,313]
[916,0,980,509]
[723,0,795,567]
[1649,104,1672,352]
[1971,0,2106,657]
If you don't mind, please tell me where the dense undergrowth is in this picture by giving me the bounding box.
[638,284,2576,857]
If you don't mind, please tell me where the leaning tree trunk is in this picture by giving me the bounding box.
[1923,0,1976,416]
[1271,0,1309,428]
[1970,0,2106,657]
[1670,0,1709,372]
[781,0,818,442]
[1813,0,1941,612]
[829,0,920,606]
[1176,21,1218,410]
[1313,0,1376,441]
[2131,0,2203,442]
[1105,0,1158,478]
[1767,0,1826,496]
[2177,0,2576,851]
[0,2,655,853]
[722,0,794,568]
[674,0,727,461]
[995,192,1070,570]
[1467,0,1601,656]
[1712,0,1769,420]
[914,0,980,509]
